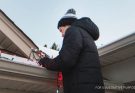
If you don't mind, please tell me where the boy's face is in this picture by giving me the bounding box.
[59,26,69,37]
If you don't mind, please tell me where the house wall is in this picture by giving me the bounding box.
[102,56,135,83]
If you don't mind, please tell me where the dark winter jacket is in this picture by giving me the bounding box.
[39,17,105,93]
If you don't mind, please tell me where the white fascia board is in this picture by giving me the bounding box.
[0,59,57,80]
[98,33,135,56]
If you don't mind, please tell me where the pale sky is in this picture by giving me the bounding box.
[0,0,135,48]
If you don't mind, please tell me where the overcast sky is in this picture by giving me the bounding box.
[0,0,135,48]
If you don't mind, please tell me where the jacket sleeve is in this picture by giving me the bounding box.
[38,27,83,72]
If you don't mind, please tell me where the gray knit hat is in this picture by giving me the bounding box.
[57,9,77,29]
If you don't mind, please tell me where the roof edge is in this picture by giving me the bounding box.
[98,32,135,55]
[0,9,38,49]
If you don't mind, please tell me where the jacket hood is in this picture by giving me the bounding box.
[72,17,99,40]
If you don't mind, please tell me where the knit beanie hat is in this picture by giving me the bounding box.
[57,8,77,29]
